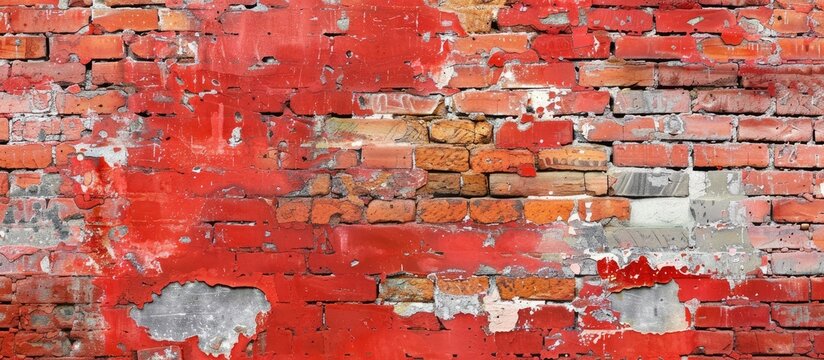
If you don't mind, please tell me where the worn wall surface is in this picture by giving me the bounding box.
[3,0,824,358]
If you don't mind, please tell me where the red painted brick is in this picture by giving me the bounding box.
[693,143,769,168]
[612,143,689,168]
[694,304,771,328]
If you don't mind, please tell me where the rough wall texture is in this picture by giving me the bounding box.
[5,0,824,358]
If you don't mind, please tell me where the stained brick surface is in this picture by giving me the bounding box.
[3,0,824,358]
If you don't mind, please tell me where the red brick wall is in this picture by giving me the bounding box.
[2,0,824,358]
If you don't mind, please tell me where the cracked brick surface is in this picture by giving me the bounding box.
[3,0,824,358]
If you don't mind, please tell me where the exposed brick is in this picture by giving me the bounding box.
[469,198,521,224]
[496,277,575,300]
[537,145,609,171]
[523,199,574,224]
[380,278,434,302]
[418,198,468,223]
[470,148,534,173]
[366,200,415,223]
[415,145,470,172]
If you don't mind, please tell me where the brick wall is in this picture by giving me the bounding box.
[2,0,824,358]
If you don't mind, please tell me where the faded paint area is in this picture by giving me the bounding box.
[609,282,689,334]
[130,282,270,357]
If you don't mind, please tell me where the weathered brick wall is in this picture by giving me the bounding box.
[3,0,824,358]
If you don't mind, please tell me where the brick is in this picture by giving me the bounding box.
[516,305,575,329]
[51,35,124,63]
[733,278,810,301]
[461,172,488,196]
[693,143,769,168]
[0,118,7,143]
[655,9,737,33]
[366,200,415,223]
[692,90,771,114]
[437,276,489,295]
[739,117,812,142]
[778,38,824,61]
[56,91,126,114]
[276,198,311,223]
[523,199,574,224]
[496,277,575,300]
[15,277,99,303]
[415,145,469,172]
[2,8,89,33]
[137,347,182,360]
[742,170,814,195]
[777,88,824,115]
[700,38,776,63]
[453,33,530,55]
[0,144,51,169]
[235,252,305,274]
[586,9,653,33]
[615,36,697,59]
[694,304,771,328]
[499,63,576,88]
[578,61,654,87]
[776,144,824,168]
[580,197,631,221]
[582,114,734,142]
[657,63,738,87]
[496,120,573,150]
[772,252,824,275]
[357,93,440,115]
[470,148,534,173]
[10,61,86,84]
[773,198,824,223]
[161,10,201,32]
[0,37,45,59]
[612,143,689,168]
[613,90,691,114]
[419,173,460,196]
[311,198,362,224]
[469,198,521,224]
[380,277,434,302]
[418,198,467,223]
[532,33,611,60]
[735,331,811,355]
[813,277,824,299]
[92,8,158,32]
[452,90,525,115]
[773,303,824,327]
[489,172,592,197]
[361,145,413,169]
[537,145,608,171]
[429,119,491,144]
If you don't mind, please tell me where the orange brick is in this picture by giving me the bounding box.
[469,199,521,224]
[366,200,415,223]
[361,145,413,169]
[523,199,575,224]
[496,277,575,300]
[418,198,468,223]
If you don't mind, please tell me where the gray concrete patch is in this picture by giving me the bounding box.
[611,170,689,197]
[629,198,693,227]
[130,281,271,358]
[605,227,690,250]
[609,282,688,333]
